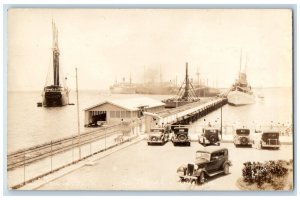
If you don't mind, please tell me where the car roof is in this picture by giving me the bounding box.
[203,127,220,130]
[235,127,250,130]
[262,130,280,133]
[196,146,228,154]
[174,126,188,129]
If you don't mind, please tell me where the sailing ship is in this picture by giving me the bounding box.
[162,62,200,108]
[227,54,255,106]
[42,21,70,107]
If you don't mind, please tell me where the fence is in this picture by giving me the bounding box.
[8,119,145,189]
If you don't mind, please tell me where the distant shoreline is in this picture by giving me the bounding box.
[7,86,293,93]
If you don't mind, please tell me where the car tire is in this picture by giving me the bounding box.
[178,134,187,142]
[223,163,230,175]
[209,135,218,144]
[197,172,205,185]
[240,137,249,145]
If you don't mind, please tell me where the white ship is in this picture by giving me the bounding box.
[227,72,255,106]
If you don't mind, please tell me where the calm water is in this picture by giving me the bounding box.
[7,88,293,153]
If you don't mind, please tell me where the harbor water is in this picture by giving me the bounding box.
[7,88,292,153]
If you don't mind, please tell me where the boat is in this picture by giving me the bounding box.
[108,67,219,96]
[109,82,137,94]
[227,72,255,106]
[162,62,200,108]
[109,77,137,94]
[42,21,70,107]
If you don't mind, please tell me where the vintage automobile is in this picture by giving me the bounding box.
[253,130,280,149]
[177,146,232,184]
[198,127,221,146]
[147,128,170,145]
[171,127,191,146]
[233,128,253,147]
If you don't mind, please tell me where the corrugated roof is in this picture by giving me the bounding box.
[84,97,165,111]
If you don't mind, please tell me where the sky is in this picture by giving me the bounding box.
[7,9,293,91]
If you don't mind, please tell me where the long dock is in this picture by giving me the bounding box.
[157,97,227,126]
[7,97,227,189]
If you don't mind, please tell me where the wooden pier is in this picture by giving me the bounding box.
[146,97,227,130]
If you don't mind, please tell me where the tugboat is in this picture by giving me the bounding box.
[42,21,70,107]
[162,62,200,108]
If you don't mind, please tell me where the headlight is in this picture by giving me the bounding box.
[177,165,187,174]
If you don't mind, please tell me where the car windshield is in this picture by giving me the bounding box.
[196,152,211,161]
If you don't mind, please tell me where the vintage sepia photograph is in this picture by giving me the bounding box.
[6,8,294,191]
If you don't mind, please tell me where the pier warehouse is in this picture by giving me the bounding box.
[84,97,165,126]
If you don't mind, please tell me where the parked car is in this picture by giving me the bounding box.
[177,146,232,184]
[253,130,280,150]
[147,128,170,145]
[199,127,220,146]
[171,127,191,146]
[233,128,253,147]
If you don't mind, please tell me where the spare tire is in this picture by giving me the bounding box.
[240,137,249,145]
[178,134,187,142]
[208,135,218,144]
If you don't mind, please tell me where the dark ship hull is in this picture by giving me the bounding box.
[43,86,69,107]
[163,100,192,108]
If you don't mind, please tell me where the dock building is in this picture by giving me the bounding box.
[84,97,165,126]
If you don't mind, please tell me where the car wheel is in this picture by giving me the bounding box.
[209,135,218,144]
[197,172,205,185]
[178,134,187,142]
[223,163,230,175]
[240,137,249,145]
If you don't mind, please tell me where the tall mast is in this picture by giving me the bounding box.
[183,62,190,100]
[245,53,248,74]
[196,68,200,86]
[52,20,60,86]
[239,49,242,76]
[159,65,162,85]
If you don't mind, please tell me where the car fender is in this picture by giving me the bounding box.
[222,160,232,168]
[194,168,206,177]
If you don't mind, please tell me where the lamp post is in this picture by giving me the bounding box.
[220,100,223,139]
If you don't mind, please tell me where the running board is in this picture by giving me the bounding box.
[207,170,224,177]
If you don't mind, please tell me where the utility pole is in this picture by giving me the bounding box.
[221,103,223,139]
[76,68,81,160]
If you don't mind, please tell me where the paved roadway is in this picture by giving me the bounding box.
[37,140,293,191]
